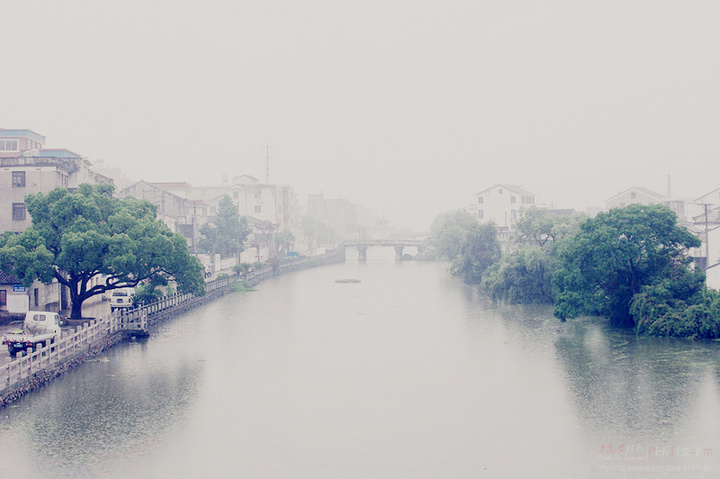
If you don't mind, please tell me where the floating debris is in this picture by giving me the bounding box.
[335,279,361,283]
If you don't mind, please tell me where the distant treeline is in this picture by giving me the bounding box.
[424,205,720,339]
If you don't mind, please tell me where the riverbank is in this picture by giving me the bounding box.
[0,249,345,407]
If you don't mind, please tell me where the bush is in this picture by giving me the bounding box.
[632,285,720,339]
[231,278,255,292]
[132,284,163,305]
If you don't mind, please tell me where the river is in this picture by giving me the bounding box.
[0,250,719,478]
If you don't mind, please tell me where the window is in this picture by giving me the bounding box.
[478,197,484,204]
[0,139,19,152]
[511,196,516,204]
[478,210,484,219]
[12,171,26,188]
[33,288,39,307]
[254,205,261,213]
[498,189,503,194]
[0,290,6,308]
[12,203,26,221]
[511,209,517,220]
[630,192,636,199]
[56,172,68,187]
[233,191,239,198]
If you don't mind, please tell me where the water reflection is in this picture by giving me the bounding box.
[0,258,719,478]
[0,341,203,478]
[554,319,720,439]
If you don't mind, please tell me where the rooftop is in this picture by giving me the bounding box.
[606,186,666,202]
[0,129,46,144]
[0,271,22,285]
[477,184,535,197]
[37,149,82,159]
[150,182,193,189]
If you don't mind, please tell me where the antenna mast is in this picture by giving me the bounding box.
[264,143,270,184]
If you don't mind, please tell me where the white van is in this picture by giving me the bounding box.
[109,288,136,310]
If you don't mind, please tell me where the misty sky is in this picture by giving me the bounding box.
[2,0,718,229]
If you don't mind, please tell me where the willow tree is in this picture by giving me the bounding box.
[0,183,205,318]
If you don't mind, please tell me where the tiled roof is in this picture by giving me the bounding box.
[0,271,21,285]
[477,184,535,197]
[37,149,82,159]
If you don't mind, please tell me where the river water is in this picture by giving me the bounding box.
[1,250,719,478]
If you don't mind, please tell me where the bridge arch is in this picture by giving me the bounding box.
[342,239,423,261]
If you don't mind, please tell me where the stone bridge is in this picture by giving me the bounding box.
[342,239,424,261]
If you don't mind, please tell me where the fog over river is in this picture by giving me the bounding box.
[1,250,719,478]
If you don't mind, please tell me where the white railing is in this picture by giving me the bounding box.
[1,315,125,390]
[0,254,341,395]
[1,275,236,393]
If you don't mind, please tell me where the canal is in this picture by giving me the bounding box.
[0,250,719,478]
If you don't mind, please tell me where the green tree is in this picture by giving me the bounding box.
[552,204,701,327]
[628,262,716,338]
[199,195,250,259]
[481,246,554,303]
[428,209,479,260]
[482,208,584,304]
[450,222,501,284]
[274,231,296,256]
[0,184,205,319]
[516,206,557,247]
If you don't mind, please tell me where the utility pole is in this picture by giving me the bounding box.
[704,202,710,270]
[695,201,712,270]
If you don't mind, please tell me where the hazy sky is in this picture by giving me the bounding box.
[2,0,718,229]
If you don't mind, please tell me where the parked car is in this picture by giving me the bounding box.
[109,288,136,311]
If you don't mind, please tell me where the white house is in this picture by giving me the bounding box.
[472,184,536,228]
[605,186,693,223]
[605,187,666,210]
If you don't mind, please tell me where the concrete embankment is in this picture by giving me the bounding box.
[0,250,344,407]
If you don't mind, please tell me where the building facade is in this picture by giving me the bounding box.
[306,194,359,242]
[0,128,112,313]
[472,184,536,228]
[0,129,113,233]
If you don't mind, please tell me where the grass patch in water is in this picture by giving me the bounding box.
[335,278,361,283]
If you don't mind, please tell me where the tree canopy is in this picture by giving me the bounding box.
[552,204,701,326]
[274,231,296,256]
[429,204,714,338]
[482,207,584,304]
[0,183,205,318]
[428,209,479,261]
[198,195,250,259]
[427,210,500,284]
